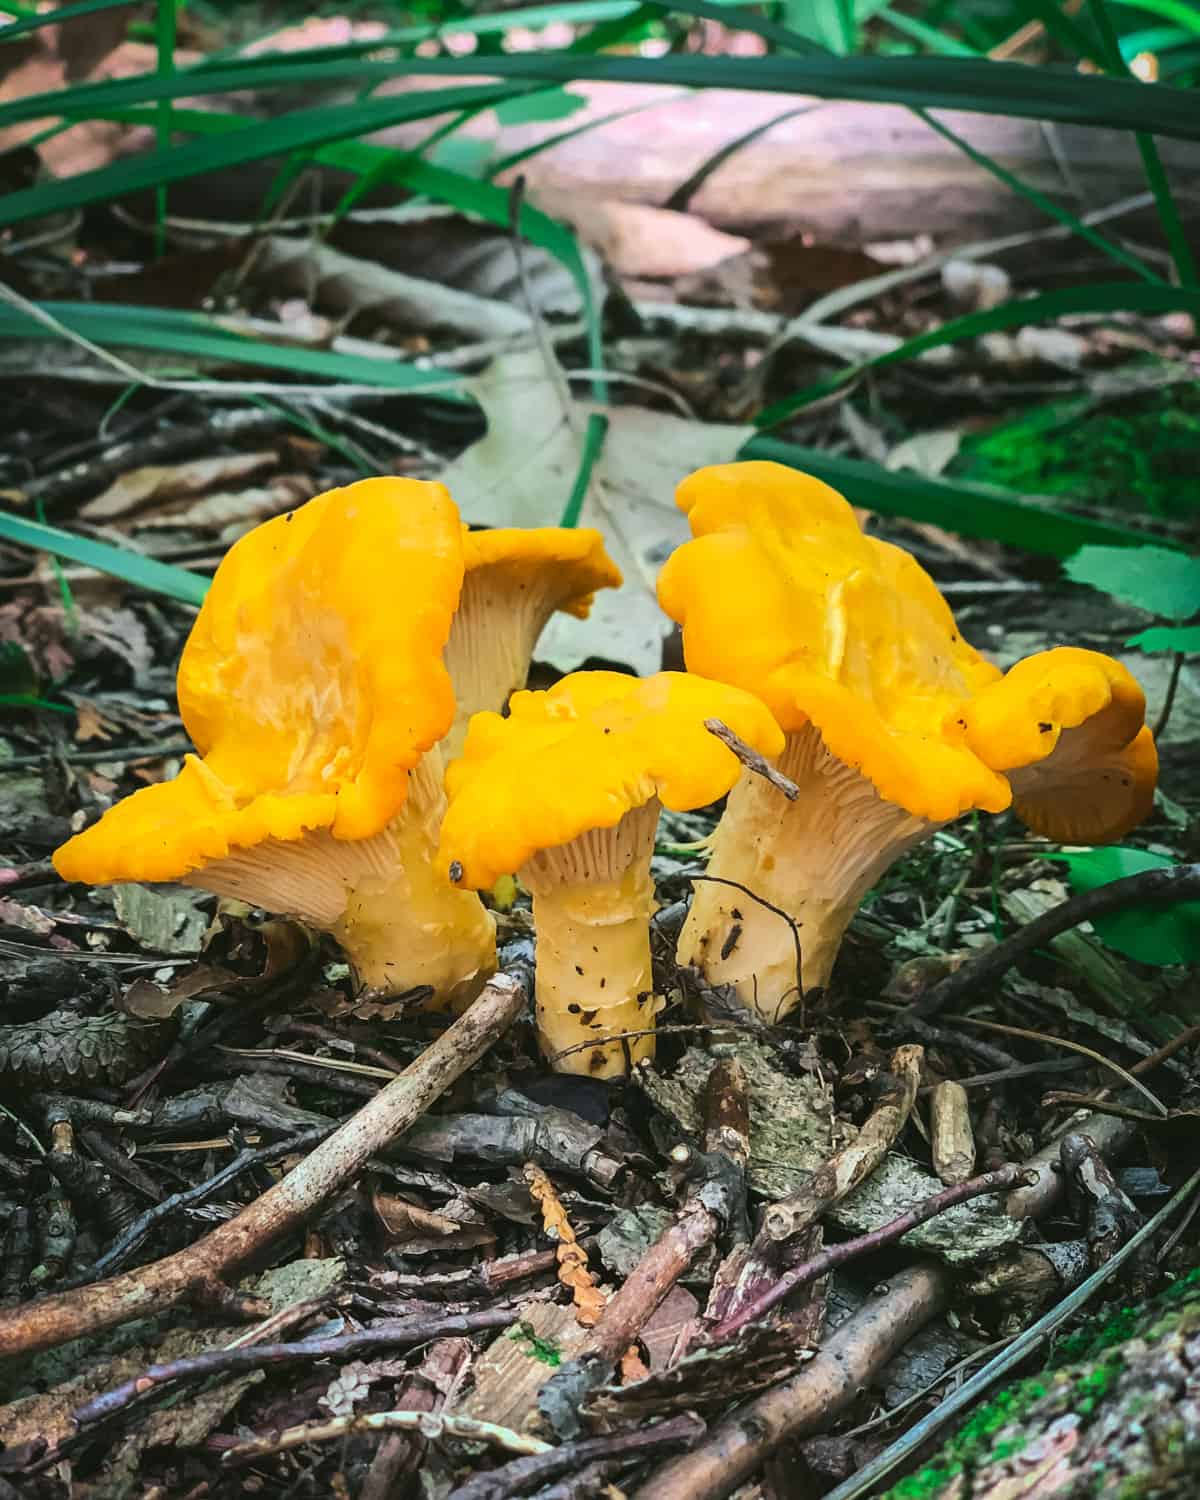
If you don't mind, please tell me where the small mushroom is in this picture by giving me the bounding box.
[438,670,783,1077]
[442,527,622,759]
[657,460,1157,1019]
[53,478,497,1008]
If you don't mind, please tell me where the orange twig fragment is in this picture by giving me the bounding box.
[523,1163,605,1328]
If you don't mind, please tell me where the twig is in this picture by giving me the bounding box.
[640,1263,950,1500]
[70,1309,519,1430]
[708,1164,1029,1343]
[1154,651,1186,739]
[225,1407,551,1467]
[0,973,525,1359]
[814,1167,1200,1500]
[66,1122,336,1288]
[761,1045,924,1242]
[945,1015,1169,1118]
[704,720,800,801]
[538,1061,748,1438]
[906,864,1200,1019]
[1005,1109,1136,1221]
[450,1413,705,1500]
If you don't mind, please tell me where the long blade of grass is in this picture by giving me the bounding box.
[2,49,1196,142]
[914,107,1164,282]
[0,84,526,224]
[0,513,210,606]
[758,281,1200,423]
[1085,0,1197,286]
[93,104,602,395]
[739,437,1172,556]
[0,302,472,396]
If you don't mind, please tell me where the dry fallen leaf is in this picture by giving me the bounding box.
[439,347,752,673]
[80,451,280,520]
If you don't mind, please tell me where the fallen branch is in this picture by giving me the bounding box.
[907,864,1200,1019]
[640,1263,950,1500]
[0,973,525,1360]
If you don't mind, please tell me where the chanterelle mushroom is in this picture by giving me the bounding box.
[657,461,1157,1019]
[53,478,497,1008]
[442,527,621,759]
[438,670,783,1077]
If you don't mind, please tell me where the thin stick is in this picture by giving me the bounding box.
[0,974,525,1359]
[225,1406,552,1467]
[1154,651,1186,739]
[709,1163,1029,1342]
[907,864,1200,1019]
[705,719,800,801]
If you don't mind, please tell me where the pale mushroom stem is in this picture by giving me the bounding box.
[678,724,935,1019]
[442,569,560,761]
[519,799,663,1078]
[191,750,496,1009]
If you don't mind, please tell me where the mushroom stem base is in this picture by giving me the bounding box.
[192,754,496,1009]
[678,725,933,1018]
[522,803,661,1078]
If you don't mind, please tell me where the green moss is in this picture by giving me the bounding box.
[508,1321,561,1366]
[956,381,1200,519]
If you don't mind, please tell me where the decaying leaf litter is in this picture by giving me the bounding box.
[0,15,1198,1500]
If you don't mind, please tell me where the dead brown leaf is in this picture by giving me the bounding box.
[80,450,280,520]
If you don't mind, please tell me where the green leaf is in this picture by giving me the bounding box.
[1065,544,1200,620]
[0,513,209,606]
[1127,623,1200,653]
[738,437,1168,558]
[1052,847,1200,965]
[0,0,130,40]
[494,88,588,125]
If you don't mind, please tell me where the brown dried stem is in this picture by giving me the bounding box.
[0,973,525,1360]
[703,719,800,801]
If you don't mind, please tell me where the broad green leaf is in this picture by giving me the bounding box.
[1052,847,1200,966]
[494,88,588,125]
[738,437,1168,558]
[1065,544,1200,621]
[0,513,209,606]
[1127,623,1200,653]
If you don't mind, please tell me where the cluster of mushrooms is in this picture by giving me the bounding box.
[54,462,1158,1079]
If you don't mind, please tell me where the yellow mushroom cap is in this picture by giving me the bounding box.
[462,526,622,621]
[657,461,1010,823]
[658,462,1157,837]
[440,670,785,890]
[955,647,1158,843]
[54,477,464,885]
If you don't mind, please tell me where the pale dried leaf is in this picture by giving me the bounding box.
[885,429,962,479]
[534,192,749,278]
[440,348,752,673]
[80,451,279,519]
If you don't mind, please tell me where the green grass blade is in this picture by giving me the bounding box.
[3,49,1196,142]
[758,281,1200,424]
[0,85,525,225]
[1109,0,1200,33]
[1086,0,1198,286]
[0,512,210,605]
[739,437,1173,556]
[875,7,979,55]
[915,108,1164,281]
[0,302,472,397]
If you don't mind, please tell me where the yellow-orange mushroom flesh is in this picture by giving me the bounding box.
[54,478,497,1008]
[439,671,784,1076]
[658,462,1158,1018]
